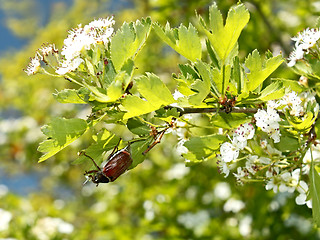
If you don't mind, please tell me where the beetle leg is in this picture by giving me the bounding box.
[80,152,102,171]
[107,138,122,160]
[143,127,169,155]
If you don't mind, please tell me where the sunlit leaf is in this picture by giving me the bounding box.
[245,50,283,92]
[183,134,226,160]
[38,118,88,162]
[111,17,152,72]
[153,22,201,62]
[53,89,87,104]
[198,3,249,63]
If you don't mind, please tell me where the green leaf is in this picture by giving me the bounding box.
[286,112,316,132]
[136,73,175,107]
[127,118,151,136]
[310,152,320,226]
[211,113,251,129]
[259,81,285,101]
[153,22,201,62]
[274,136,299,152]
[188,61,214,105]
[129,139,153,169]
[122,95,157,119]
[74,130,120,166]
[111,17,152,72]
[38,118,88,162]
[53,89,86,104]
[211,65,231,95]
[198,3,249,63]
[122,73,175,118]
[245,50,284,92]
[183,134,226,160]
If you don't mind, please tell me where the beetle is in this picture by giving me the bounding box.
[81,142,132,186]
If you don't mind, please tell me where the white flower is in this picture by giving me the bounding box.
[219,161,230,177]
[280,91,304,116]
[56,57,84,75]
[233,167,246,181]
[0,208,12,231]
[220,142,239,163]
[292,28,320,50]
[287,46,304,67]
[288,28,320,66]
[254,108,281,143]
[233,123,255,142]
[246,155,259,175]
[25,56,41,75]
[56,17,115,75]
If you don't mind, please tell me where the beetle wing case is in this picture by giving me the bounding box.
[102,146,133,182]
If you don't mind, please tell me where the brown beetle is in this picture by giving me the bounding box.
[82,143,132,186]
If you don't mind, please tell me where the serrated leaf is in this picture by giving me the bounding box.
[286,112,316,132]
[38,118,88,162]
[245,50,284,92]
[259,81,285,101]
[74,130,120,166]
[53,89,86,104]
[153,22,201,62]
[211,113,251,129]
[129,139,153,169]
[183,134,226,160]
[111,17,152,72]
[188,61,214,105]
[136,73,175,107]
[127,118,150,136]
[122,95,158,119]
[198,3,249,62]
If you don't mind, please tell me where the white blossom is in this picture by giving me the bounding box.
[288,28,320,66]
[220,142,239,163]
[56,17,115,75]
[254,108,281,143]
[25,56,41,75]
[233,123,255,142]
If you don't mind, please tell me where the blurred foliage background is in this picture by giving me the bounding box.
[1,0,320,239]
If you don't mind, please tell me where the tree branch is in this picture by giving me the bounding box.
[164,106,258,116]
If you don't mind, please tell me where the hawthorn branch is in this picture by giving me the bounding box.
[164,106,259,116]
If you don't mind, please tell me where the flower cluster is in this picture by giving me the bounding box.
[57,17,115,75]
[254,107,281,143]
[288,28,320,67]
[217,90,317,208]
[25,17,115,76]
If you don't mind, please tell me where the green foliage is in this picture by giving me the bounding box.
[310,153,320,226]
[3,1,320,238]
[183,134,227,162]
[38,117,88,162]
[153,22,202,61]
[111,17,152,72]
[197,2,249,63]
[122,73,175,119]
[245,50,284,92]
